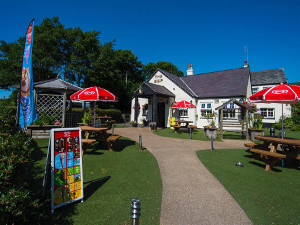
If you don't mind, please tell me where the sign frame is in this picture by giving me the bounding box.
[50,128,84,213]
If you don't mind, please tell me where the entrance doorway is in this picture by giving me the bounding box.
[157,102,165,127]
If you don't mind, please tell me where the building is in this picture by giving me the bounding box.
[131,62,291,129]
[251,69,291,127]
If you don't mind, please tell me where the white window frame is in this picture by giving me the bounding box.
[252,88,258,94]
[201,103,213,118]
[260,108,274,119]
[179,109,188,117]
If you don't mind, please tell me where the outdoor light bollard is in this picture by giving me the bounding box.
[211,136,214,151]
[139,134,142,151]
[189,127,192,140]
[131,198,141,225]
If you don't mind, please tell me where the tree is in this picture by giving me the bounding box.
[142,61,184,80]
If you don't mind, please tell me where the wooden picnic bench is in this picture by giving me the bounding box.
[250,148,286,171]
[107,135,121,151]
[81,132,96,154]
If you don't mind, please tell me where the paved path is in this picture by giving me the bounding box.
[115,127,252,225]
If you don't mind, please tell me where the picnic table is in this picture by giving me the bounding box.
[97,116,115,126]
[245,135,300,171]
[79,125,120,152]
[171,120,195,133]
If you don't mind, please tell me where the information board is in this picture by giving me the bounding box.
[50,128,83,212]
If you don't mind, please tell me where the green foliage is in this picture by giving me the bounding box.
[33,112,55,126]
[290,124,300,131]
[205,112,217,128]
[291,102,300,124]
[273,117,294,130]
[252,114,263,129]
[143,61,184,80]
[0,103,39,223]
[81,109,93,124]
[96,108,124,123]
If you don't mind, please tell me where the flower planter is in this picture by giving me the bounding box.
[248,128,264,141]
[204,127,218,139]
[26,124,62,139]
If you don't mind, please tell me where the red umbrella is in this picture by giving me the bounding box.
[70,86,118,126]
[249,84,300,137]
[172,100,196,109]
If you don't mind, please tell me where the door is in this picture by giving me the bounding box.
[157,102,166,127]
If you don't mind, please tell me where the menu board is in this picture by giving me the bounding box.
[170,117,175,129]
[50,128,83,211]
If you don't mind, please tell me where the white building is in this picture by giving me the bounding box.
[131,63,291,128]
[251,69,291,127]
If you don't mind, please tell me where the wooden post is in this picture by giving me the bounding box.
[245,109,249,140]
[153,95,157,129]
[220,109,223,139]
[62,91,66,127]
[134,95,138,124]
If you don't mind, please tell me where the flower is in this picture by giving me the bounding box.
[54,121,61,125]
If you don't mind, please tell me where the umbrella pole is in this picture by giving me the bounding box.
[94,101,96,127]
[281,103,283,139]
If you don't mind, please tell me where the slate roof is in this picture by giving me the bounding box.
[133,82,175,97]
[155,69,195,97]
[33,78,82,91]
[251,69,287,86]
[182,67,250,98]
[145,83,175,97]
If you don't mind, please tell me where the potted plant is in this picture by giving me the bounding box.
[248,113,264,141]
[142,118,148,127]
[204,112,218,139]
[130,121,137,127]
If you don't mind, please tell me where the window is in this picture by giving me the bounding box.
[179,109,188,117]
[252,88,258,94]
[223,103,235,118]
[201,103,212,118]
[260,108,274,118]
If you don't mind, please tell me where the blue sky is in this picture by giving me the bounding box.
[1,0,299,98]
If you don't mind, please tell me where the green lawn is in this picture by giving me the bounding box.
[154,128,247,141]
[154,128,300,141]
[197,149,300,225]
[31,138,162,224]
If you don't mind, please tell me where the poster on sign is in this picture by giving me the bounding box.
[50,128,83,212]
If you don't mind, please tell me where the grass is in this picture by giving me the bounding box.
[153,128,248,141]
[197,149,300,225]
[31,137,162,224]
[154,128,300,141]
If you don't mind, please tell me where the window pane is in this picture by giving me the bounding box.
[207,103,211,109]
[201,104,205,108]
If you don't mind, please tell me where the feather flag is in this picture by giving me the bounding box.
[19,19,37,129]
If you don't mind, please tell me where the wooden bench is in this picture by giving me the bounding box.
[171,124,181,133]
[244,142,270,150]
[81,132,96,154]
[107,135,121,151]
[250,148,286,171]
[188,125,197,131]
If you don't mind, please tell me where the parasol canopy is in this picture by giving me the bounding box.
[172,100,196,109]
[70,86,118,126]
[249,84,300,138]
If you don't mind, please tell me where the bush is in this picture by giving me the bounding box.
[0,103,38,223]
[290,125,300,131]
[96,108,124,123]
[273,117,294,130]
[33,112,55,126]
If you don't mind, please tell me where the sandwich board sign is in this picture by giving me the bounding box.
[49,128,84,213]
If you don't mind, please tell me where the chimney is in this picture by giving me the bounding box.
[243,60,249,68]
[187,64,194,76]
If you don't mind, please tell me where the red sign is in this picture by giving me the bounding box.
[51,128,83,211]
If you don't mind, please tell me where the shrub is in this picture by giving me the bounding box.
[96,108,124,123]
[0,103,38,223]
[33,112,55,126]
[273,117,294,130]
[290,124,300,131]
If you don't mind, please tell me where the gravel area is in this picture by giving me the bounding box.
[115,127,252,225]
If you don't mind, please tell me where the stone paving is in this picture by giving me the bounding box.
[115,127,252,225]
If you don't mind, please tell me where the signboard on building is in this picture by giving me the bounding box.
[50,128,83,212]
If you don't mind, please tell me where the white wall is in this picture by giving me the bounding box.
[251,84,292,124]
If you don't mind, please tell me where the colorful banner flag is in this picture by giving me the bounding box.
[19,19,37,129]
